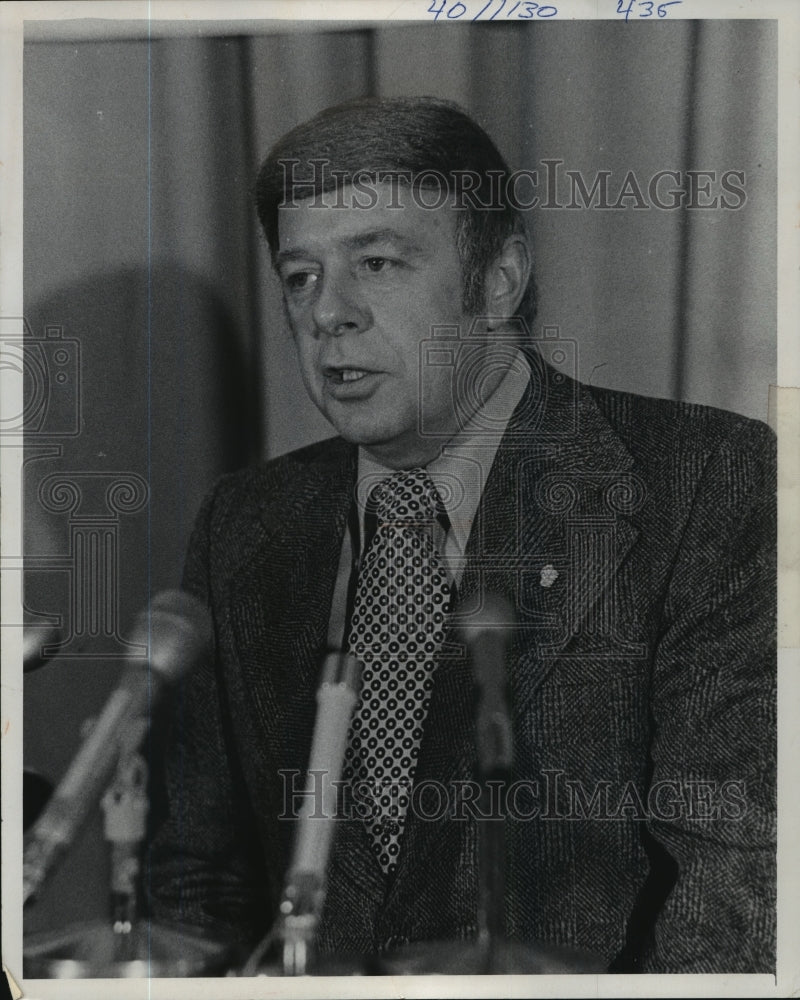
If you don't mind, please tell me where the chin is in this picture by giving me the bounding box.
[329,420,409,459]
[335,423,398,449]
[324,406,400,446]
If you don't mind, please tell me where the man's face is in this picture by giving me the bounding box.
[276,182,477,469]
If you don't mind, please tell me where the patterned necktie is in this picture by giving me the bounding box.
[343,469,452,875]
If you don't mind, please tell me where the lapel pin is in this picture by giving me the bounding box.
[540,564,559,588]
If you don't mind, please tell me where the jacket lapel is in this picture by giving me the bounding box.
[385,360,642,910]
[463,363,642,712]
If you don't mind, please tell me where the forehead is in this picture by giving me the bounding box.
[276,180,459,255]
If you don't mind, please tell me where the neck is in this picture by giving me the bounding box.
[361,435,448,471]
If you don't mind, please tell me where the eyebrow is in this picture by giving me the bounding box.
[275,227,427,268]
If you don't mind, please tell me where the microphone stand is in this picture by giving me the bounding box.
[472,625,514,974]
[100,718,149,965]
[242,651,363,978]
[23,592,234,978]
[477,789,506,974]
[278,872,322,977]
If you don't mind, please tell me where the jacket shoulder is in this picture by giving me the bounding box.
[184,436,352,584]
[586,383,776,459]
[205,435,351,518]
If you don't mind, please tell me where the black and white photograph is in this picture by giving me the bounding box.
[2,1,798,997]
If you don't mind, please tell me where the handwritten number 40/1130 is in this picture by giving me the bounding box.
[427,1,558,20]
[616,0,683,19]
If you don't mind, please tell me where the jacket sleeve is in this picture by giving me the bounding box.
[640,418,777,972]
[146,481,270,951]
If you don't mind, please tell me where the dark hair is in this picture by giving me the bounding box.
[254,96,535,324]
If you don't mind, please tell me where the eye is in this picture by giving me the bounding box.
[284,271,318,293]
[362,257,394,273]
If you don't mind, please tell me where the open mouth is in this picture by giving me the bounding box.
[325,367,374,384]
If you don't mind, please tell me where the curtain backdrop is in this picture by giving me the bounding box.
[22,19,776,934]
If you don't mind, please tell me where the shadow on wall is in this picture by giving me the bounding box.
[22,262,256,937]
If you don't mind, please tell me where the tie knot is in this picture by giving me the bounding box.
[368,468,445,525]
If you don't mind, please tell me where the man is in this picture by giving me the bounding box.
[148,97,776,973]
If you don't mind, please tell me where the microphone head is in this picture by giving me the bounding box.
[130,589,213,684]
[456,592,515,693]
[23,515,64,671]
[23,623,63,673]
[457,592,514,635]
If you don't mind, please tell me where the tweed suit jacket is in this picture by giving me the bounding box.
[148,363,776,973]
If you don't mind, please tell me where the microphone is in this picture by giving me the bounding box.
[458,592,515,969]
[287,651,363,880]
[23,511,65,671]
[22,589,212,907]
[458,592,515,777]
[271,651,363,976]
[23,621,63,673]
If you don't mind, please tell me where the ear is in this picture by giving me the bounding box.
[482,234,532,326]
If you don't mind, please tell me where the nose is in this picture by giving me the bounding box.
[312,270,371,337]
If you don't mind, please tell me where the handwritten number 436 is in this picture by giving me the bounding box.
[616,0,683,19]
[427,1,558,20]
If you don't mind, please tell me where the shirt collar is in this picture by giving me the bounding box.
[355,348,530,557]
